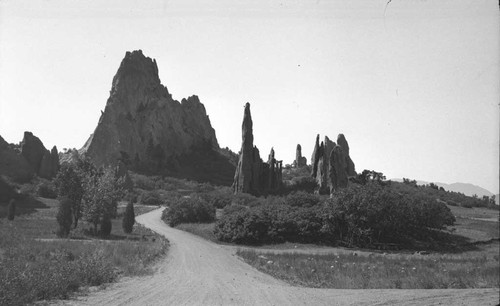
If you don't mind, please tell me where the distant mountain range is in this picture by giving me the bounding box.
[392,179,498,203]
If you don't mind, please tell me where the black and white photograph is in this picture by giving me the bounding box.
[0,0,498,305]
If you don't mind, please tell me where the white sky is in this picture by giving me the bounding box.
[0,0,498,193]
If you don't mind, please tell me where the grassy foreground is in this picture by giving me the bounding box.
[0,198,168,306]
[237,245,500,289]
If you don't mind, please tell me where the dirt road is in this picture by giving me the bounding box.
[64,208,499,306]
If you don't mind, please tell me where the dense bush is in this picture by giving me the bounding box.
[285,191,321,207]
[56,197,73,237]
[231,192,261,207]
[139,190,163,205]
[285,176,317,193]
[197,190,232,209]
[162,197,215,227]
[215,183,456,247]
[36,181,57,199]
[214,204,325,245]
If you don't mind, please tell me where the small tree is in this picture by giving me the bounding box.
[54,164,84,228]
[82,166,123,235]
[122,200,135,234]
[7,199,15,220]
[56,197,73,237]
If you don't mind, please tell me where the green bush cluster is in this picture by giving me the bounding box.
[161,197,216,227]
[214,183,456,247]
[138,190,163,205]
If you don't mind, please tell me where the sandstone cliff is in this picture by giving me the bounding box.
[81,50,234,185]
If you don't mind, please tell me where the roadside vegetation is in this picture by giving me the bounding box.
[237,246,499,289]
[0,158,170,305]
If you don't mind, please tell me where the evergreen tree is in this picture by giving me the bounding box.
[122,200,135,234]
[56,197,73,237]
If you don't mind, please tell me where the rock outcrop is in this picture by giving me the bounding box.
[39,146,60,179]
[329,145,348,192]
[20,132,59,179]
[337,134,356,177]
[81,50,235,185]
[0,135,33,182]
[294,144,307,168]
[233,103,282,196]
[311,133,356,194]
[21,132,46,175]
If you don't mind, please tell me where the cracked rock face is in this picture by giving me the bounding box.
[81,50,221,178]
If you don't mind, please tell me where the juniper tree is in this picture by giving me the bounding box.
[122,200,135,234]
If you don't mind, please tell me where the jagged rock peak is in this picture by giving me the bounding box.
[82,50,221,179]
[233,103,282,195]
[111,50,163,94]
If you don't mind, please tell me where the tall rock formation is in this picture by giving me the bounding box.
[233,103,282,196]
[20,132,59,179]
[329,145,348,193]
[337,134,356,177]
[311,133,356,194]
[21,132,46,175]
[0,134,33,182]
[81,50,235,185]
[39,146,60,179]
[294,144,307,167]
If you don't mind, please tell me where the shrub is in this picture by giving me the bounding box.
[161,197,215,227]
[231,192,261,207]
[222,204,247,216]
[100,217,112,237]
[7,199,15,220]
[36,181,57,199]
[214,204,325,245]
[122,201,135,234]
[198,190,233,209]
[54,164,84,228]
[286,176,317,193]
[215,183,456,247]
[56,197,73,237]
[139,190,163,205]
[285,191,321,207]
